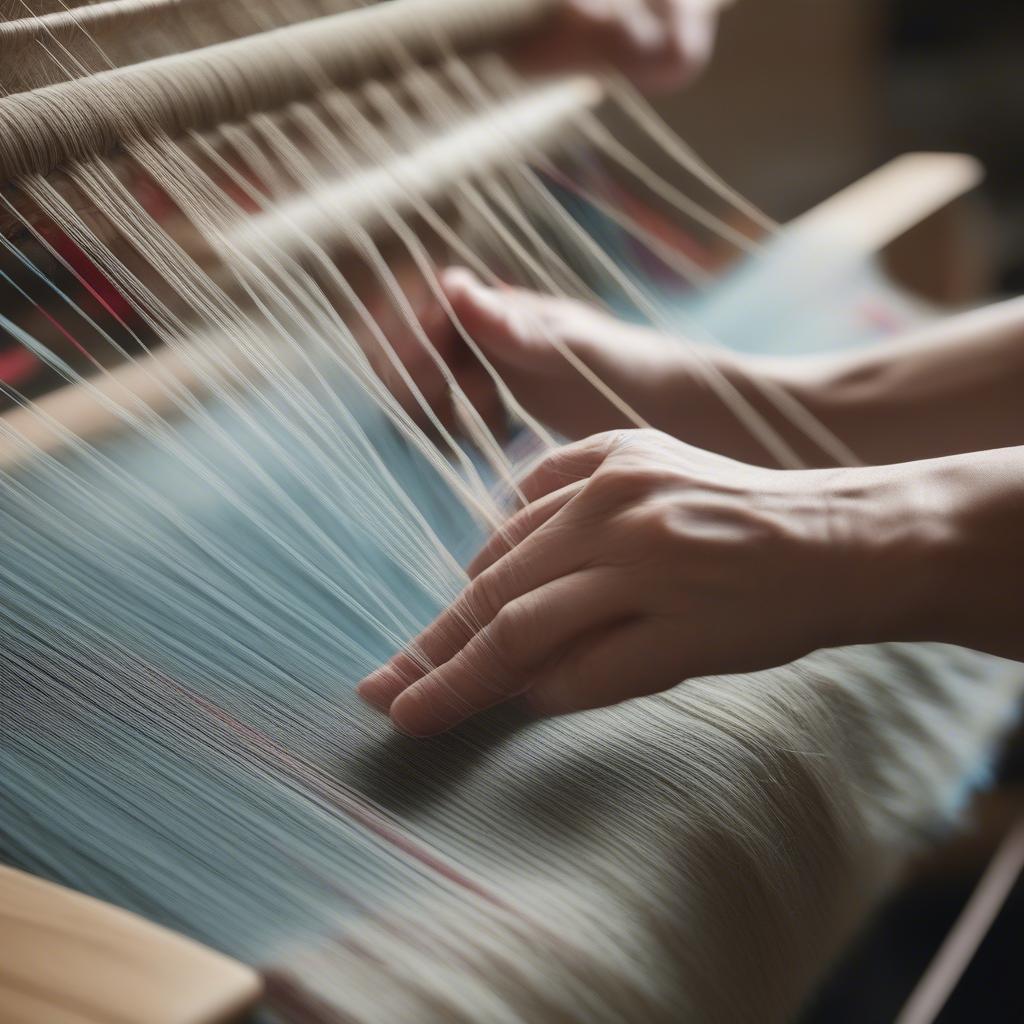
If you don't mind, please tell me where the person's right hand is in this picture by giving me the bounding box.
[358,428,943,736]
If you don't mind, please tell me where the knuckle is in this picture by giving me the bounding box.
[487,604,528,664]
[470,569,506,623]
[433,608,470,653]
[610,428,666,459]
[480,530,512,570]
[523,449,565,488]
[478,611,532,697]
[607,427,644,448]
[588,463,655,505]
[507,506,536,546]
[632,502,684,549]
[633,427,669,447]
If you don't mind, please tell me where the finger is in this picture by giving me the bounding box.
[388,568,627,736]
[442,267,519,349]
[444,266,575,320]
[517,431,622,503]
[357,525,588,710]
[441,267,567,372]
[669,5,715,76]
[648,0,716,92]
[357,644,435,713]
[467,480,584,579]
[525,618,680,718]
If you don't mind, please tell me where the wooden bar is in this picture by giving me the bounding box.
[0,0,557,181]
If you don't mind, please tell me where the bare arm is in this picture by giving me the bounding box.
[360,278,1024,736]
[420,271,1024,470]
[708,298,1024,467]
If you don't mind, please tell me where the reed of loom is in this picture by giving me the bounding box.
[1,1,1021,1023]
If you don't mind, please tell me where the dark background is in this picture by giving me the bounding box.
[885,0,1024,291]
[657,0,1024,295]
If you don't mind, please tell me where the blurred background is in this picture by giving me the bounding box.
[659,0,1024,299]
[643,1,1024,1019]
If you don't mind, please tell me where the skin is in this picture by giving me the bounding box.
[378,268,1024,465]
[515,0,719,95]
[358,0,1024,736]
[358,274,1024,737]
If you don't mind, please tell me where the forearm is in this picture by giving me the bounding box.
[665,298,1024,468]
[836,445,1024,662]
[772,298,1024,465]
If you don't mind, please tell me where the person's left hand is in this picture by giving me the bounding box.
[358,428,906,737]
[516,0,719,95]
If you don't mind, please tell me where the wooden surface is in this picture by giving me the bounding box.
[0,865,261,1024]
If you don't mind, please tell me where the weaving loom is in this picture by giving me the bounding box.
[1,1,1022,1021]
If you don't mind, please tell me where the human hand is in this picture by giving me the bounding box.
[387,267,816,468]
[358,428,923,736]
[516,0,719,95]
[424,267,700,441]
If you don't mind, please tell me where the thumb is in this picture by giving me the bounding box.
[440,267,562,372]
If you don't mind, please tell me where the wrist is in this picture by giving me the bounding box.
[652,346,791,465]
[814,460,957,649]
[669,348,855,468]
[749,351,858,429]
[919,448,1024,659]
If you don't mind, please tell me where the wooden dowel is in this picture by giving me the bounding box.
[0,0,557,181]
[0,0,361,89]
[230,75,602,256]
